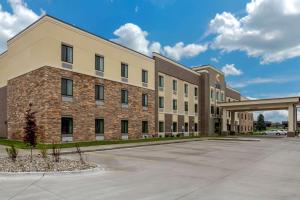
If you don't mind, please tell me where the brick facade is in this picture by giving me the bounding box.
[7,66,155,143]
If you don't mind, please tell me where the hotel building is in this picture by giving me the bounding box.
[0,15,253,143]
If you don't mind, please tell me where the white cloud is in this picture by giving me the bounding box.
[209,0,300,64]
[0,0,42,52]
[210,57,219,63]
[221,64,243,76]
[111,23,207,61]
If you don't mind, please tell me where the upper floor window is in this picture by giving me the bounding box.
[95,85,104,101]
[216,91,219,101]
[211,106,214,114]
[95,119,104,135]
[158,75,164,87]
[142,94,148,107]
[195,104,198,113]
[61,78,73,97]
[184,84,188,95]
[61,44,73,63]
[173,80,177,91]
[184,102,188,112]
[173,99,177,110]
[194,87,198,97]
[121,63,128,78]
[142,70,148,83]
[121,89,129,104]
[95,55,104,72]
[159,97,164,108]
[221,93,224,101]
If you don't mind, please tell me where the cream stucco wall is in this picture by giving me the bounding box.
[0,16,155,90]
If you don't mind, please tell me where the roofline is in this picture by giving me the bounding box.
[152,52,200,76]
[7,14,154,61]
[221,96,300,103]
[192,65,224,75]
[226,85,240,94]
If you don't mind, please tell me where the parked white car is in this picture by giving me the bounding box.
[265,129,287,136]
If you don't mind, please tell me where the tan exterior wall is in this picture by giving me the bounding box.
[0,16,155,90]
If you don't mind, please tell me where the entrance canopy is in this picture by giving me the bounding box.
[218,97,300,136]
[219,97,300,112]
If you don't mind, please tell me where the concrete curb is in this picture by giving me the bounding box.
[60,138,206,154]
[208,138,261,142]
[0,164,104,177]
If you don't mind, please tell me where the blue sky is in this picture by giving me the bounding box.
[0,0,299,122]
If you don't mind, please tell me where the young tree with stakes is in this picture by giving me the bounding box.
[23,103,38,162]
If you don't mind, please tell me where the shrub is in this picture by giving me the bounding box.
[6,145,18,162]
[40,146,48,159]
[75,143,84,164]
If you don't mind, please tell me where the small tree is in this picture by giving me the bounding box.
[23,103,38,162]
[256,114,266,131]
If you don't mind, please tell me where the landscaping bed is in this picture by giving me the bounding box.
[0,155,97,173]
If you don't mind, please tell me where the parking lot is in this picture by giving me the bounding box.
[1,137,300,200]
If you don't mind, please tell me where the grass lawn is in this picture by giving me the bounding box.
[0,135,204,149]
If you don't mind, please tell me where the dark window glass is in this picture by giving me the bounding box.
[172,122,177,132]
[121,90,128,104]
[142,70,148,83]
[173,80,177,91]
[184,123,189,132]
[194,123,198,132]
[159,97,164,108]
[211,106,214,114]
[95,119,104,134]
[216,107,220,115]
[121,63,128,78]
[61,78,73,96]
[61,44,73,63]
[95,85,104,101]
[121,120,128,134]
[195,87,198,97]
[173,99,177,110]
[159,121,164,133]
[195,104,198,113]
[142,94,148,107]
[158,76,164,87]
[61,117,73,135]
[185,102,188,112]
[142,121,148,133]
[184,84,188,95]
[95,55,104,72]
[211,89,214,99]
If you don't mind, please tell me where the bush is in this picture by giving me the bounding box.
[75,143,85,164]
[40,146,48,159]
[52,143,61,162]
[6,145,18,162]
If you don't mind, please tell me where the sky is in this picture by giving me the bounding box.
[0,0,299,122]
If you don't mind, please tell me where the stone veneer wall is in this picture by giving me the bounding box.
[0,86,7,138]
[7,66,155,143]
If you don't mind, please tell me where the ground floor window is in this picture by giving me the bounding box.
[61,117,73,135]
[194,123,198,132]
[184,123,189,132]
[172,122,177,132]
[159,121,164,133]
[95,119,104,135]
[142,121,148,133]
[121,120,128,134]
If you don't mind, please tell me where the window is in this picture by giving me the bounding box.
[95,119,104,135]
[184,123,189,132]
[184,102,188,112]
[61,44,73,63]
[142,94,148,107]
[121,90,128,104]
[121,63,128,78]
[211,106,214,114]
[216,107,220,115]
[172,122,177,132]
[95,85,104,101]
[142,121,148,133]
[221,93,224,101]
[184,84,188,95]
[121,120,128,134]
[61,117,73,135]
[95,55,104,72]
[158,75,164,87]
[159,121,164,133]
[159,97,164,108]
[216,91,219,101]
[194,123,198,132]
[173,80,177,91]
[173,99,177,110]
[142,70,148,83]
[61,78,73,97]
[195,104,198,113]
[211,89,214,99]
[195,87,198,97]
